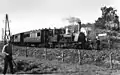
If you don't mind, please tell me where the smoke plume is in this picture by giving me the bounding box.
[66,17,81,23]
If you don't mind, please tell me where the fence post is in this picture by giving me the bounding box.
[45,48,47,60]
[78,49,81,65]
[34,48,37,57]
[18,49,20,56]
[110,52,113,69]
[26,47,28,57]
[62,50,64,62]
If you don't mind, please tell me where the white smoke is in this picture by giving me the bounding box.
[66,17,81,24]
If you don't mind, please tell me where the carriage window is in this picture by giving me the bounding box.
[37,32,40,36]
[15,36,18,39]
[24,34,30,38]
[26,34,30,37]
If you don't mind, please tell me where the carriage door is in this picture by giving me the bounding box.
[41,29,49,45]
[20,33,24,43]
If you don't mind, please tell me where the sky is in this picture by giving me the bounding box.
[0,0,120,40]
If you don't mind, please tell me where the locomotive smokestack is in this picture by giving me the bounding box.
[78,21,81,32]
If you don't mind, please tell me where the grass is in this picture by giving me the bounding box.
[1,42,120,74]
[10,45,120,74]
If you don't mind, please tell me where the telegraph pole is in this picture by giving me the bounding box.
[2,28,4,42]
[3,14,11,45]
[78,21,81,33]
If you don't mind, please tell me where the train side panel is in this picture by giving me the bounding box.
[24,30,41,43]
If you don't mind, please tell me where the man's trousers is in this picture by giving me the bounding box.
[3,56,14,74]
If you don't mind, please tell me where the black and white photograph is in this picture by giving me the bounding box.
[0,0,120,75]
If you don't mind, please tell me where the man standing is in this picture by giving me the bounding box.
[2,40,14,74]
[96,36,101,50]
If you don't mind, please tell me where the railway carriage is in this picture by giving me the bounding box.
[23,30,41,46]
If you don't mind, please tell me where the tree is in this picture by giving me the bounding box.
[95,6,119,31]
[95,17,106,29]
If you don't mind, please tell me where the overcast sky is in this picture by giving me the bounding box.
[0,0,120,40]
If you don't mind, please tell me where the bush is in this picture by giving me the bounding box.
[16,60,29,71]
[25,63,39,71]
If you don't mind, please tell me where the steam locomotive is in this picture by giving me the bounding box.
[11,22,93,49]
